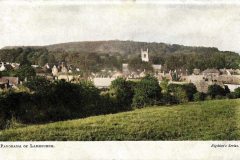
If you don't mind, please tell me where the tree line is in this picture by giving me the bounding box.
[0,45,239,74]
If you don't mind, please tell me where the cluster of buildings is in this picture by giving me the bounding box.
[0,62,20,89]
[0,62,20,71]
[91,49,240,92]
[181,68,240,92]
[0,48,240,93]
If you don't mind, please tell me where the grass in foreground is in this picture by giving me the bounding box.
[0,99,239,141]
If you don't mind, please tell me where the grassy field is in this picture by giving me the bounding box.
[0,99,239,141]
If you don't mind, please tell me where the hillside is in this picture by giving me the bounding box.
[0,99,239,141]
[2,40,221,56]
[1,40,240,72]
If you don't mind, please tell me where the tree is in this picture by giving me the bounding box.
[183,83,197,101]
[207,84,225,99]
[224,85,230,95]
[38,54,48,66]
[128,56,153,72]
[132,75,162,108]
[16,65,36,81]
[173,87,188,103]
[160,77,169,93]
[167,83,192,103]
[234,87,240,98]
[23,76,51,94]
[110,78,135,110]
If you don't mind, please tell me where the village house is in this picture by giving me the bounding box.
[0,77,19,89]
[0,62,14,71]
[202,69,220,82]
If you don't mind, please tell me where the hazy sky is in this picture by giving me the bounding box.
[1,0,240,52]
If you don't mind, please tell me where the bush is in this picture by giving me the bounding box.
[193,92,205,101]
[132,75,162,108]
[174,87,188,103]
[160,77,169,93]
[167,83,192,103]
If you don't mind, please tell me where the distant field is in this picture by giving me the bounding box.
[0,99,239,141]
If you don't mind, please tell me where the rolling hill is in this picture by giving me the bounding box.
[1,40,239,72]
[2,40,222,56]
[0,99,239,141]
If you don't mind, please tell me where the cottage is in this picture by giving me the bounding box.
[0,77,19,89]
[122,63,129,75]
[52,65,59,76]
[112,72,124,78]
[193,68,201,75]
[2,77,19,86]
[0,78,9,89]
[152,64,162,73]
[202,69,220,81]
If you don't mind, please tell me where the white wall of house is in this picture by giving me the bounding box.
[93,77,116,88]
[225,84,240,92]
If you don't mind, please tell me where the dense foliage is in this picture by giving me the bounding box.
[207,84,229,99]
[0,74,240,130]
[109,78,135,110]
[0,80,118,129]
[132,75,162,107]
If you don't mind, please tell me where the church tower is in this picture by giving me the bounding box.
[141,48,149,62]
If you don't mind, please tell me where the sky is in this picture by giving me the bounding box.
[1,0,240,52]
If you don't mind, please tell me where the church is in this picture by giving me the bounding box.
[122,48,162,76]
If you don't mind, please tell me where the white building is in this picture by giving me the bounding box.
[152,64,162,71]
[0,63,6,71]
[122,63,129,75]
[225,84,240,92]
[93,77,116,88]
[52,65,58,76]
